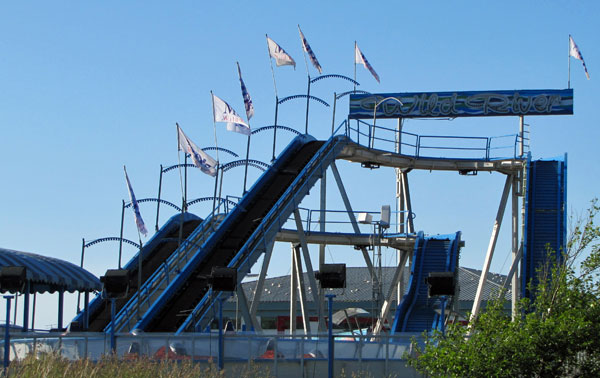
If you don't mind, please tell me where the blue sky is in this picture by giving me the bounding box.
[1,1,598,329]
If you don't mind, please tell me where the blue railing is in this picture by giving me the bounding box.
[340,118,522,161]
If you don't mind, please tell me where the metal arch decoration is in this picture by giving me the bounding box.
[186,196,238,209]
[124,198,181,212]
[252,125,301,136]
[85,237,141,249]
[162,163,197,173]
[200,147,239,158]
[337,90,371,100]
[221,159,269,173]
[278,94,330,107]
[310,74,359,86]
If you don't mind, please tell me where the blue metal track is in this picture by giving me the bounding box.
[107,213,226,333]
[114,134,349,333]
[72,212,202,331]
[391,232,461,333]
[521,156,567,299]
[176,135,350,333]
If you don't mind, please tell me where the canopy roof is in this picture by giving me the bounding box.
[0,248,101,294]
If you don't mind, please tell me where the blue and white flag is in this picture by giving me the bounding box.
[267,35,296,68]
[176,124,217,177]
[355,43,380,83]
[237,62,254,121]
[298,25,322,74]
[212,94,251,136]
[570,35,590,80]
[124,166,148,237]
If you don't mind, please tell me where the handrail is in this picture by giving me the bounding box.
[346,120,522,161]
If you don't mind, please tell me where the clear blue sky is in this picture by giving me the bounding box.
[1,1,598,329]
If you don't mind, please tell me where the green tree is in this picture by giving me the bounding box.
[408,199,600,377]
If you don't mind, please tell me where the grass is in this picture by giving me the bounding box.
[5,353,273,378]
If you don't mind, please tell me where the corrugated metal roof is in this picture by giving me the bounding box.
[0,248,101,293]
[239,266,510,303]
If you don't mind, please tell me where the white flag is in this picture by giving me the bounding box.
[176,124,217,177]
[569,35,590,80]
[124,166,148,237]
[355,43,380,83]
[298,25,322,74]
[267,36,296,68]
[212,94,251,136]
[237,62,254,120]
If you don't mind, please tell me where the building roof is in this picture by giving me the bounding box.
[239,266,510,304]
[0,247,101,293]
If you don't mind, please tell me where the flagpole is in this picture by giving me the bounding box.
[175,123,186,247]
[210,91,220,216]
[568,35,571,89]
[298,25,310,77]
[354,41,357,93]
[305,75,311,134]
[266,34,279,162]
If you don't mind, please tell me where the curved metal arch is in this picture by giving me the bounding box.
[85,237,141,249]
[336,90,372,100]
[186,196,238,209]
[124,198,181,212]
[162,163,197,173]
[251,125,301,136]
[200,147,239,158]
[221,159,270,173]
[278,94,330,107]
[310,74,359,86]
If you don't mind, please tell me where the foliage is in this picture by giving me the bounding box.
[6,353,273,378]
[408,199,600,377]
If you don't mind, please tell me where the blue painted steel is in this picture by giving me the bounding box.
[72,212,200,330]
[129,135,321,332]
[326,294,335,378]
[391,232,461,333]
[521,157,567,299]
[3,295,12,369]
[177,135,349,333]
[349,89,574,119]
[107,213,225,333]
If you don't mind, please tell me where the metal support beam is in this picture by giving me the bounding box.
[470,175,512,323]
[373,249,409,335]
[235,284,256,332]
[293,209,324,332]
[290,244,297,336]
[293,244,311,335]
[249,240,275,332]
[330,161,379,290]
[318,169,327,335]
[401,171,414,233]
[511,175,520,319]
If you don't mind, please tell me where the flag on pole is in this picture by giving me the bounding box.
[212,94,251,136]
[355,43,380,83]
[267,36,296,68]
[237,62,254,120]
[124,167,148,237]
[176,124,217,177]
[298,25,322,74]
[569,35,590,80]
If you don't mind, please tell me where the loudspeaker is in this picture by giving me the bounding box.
[100,269,130,299]
[315,264,346,289]
[0,266,27,293]
[380,205,391,229]
[426,272,455,297]
[209,267,237,292]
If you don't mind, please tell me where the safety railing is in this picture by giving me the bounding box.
[289,207,416,234]
[343,118,522,160]
[4,332,422,376]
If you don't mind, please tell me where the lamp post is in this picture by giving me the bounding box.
[3,295,14,370]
